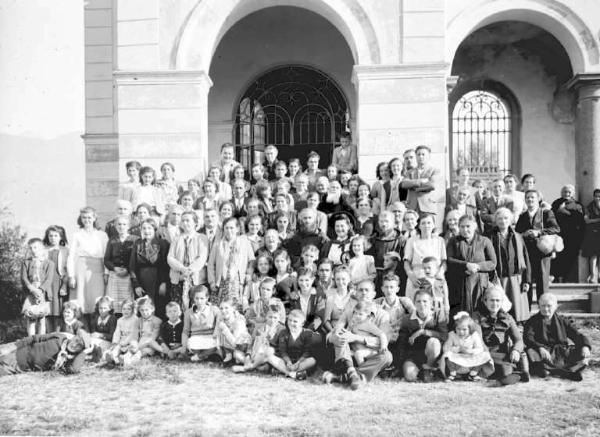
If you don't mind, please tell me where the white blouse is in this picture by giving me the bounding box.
[67,228,109,276]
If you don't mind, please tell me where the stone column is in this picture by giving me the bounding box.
[114,70,213,185]
[352,63,449,221]
[568,74,600,205]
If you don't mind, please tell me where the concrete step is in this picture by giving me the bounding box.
[530,283,600,313]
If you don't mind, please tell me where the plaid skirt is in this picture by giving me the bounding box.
[106,271,133,313]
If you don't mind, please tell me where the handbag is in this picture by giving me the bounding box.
[535,211,564,255]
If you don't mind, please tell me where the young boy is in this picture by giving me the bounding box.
[21,238,54,335]
[398,289,448,383]
[420,256,450,319]
[182,286,219,362]
[347,301,388,365]
[289,267,323,332]
[268,310,319,380]
[315,259,336,299]
[374,251,402,298]
[294,244,319,275]
[245,278,286,330]
[332,132,357,173]
[159,301,185,360]
[375,274,414,349]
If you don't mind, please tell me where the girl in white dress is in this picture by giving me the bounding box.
[442,311,493,381]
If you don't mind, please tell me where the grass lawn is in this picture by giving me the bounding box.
[1,326,600,437]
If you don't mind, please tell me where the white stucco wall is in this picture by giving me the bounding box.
[0,0,85,239]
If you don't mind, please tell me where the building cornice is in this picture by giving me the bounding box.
[113,70,213,88]
[352,63,449,84]
[566,73,600,90]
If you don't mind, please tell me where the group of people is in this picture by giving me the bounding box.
[0,136,593,388]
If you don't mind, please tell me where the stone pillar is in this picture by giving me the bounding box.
[568,74,600,205]
[114,70,213,184]
[352,63,449,221]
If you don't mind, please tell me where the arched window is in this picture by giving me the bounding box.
[233,65,348,170]
[450,81,520,183]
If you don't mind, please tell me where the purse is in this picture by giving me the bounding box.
[535,211,564,255]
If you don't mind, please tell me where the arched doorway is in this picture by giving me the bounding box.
[233,65,349,169]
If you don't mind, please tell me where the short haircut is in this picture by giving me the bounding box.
[288,309,306,321]
[458,214,478,226]
[538,292,558,306]
[414,288,433,300]
[307,151,320,160]
[382,273,400,285]
[190,285,208,299]
[524,189,540,198]
[137,296,155,310]
[339,132,351,140]
[297,266,315,278]
[181,210,199,224]
[165,301,182,315]
[422,256,438,265]
[318,258,334,269]
[301,244,319,255]
[126,161,142,170]
[353,301,372,314]
[260,277,276,289]
[504,173,519,184]
[415,145,431,153]
[221,142,234,151]
[27,237,43,246]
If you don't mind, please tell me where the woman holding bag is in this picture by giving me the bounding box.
[515,190,560,306]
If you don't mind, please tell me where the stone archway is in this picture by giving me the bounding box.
[171,0,381,71]
[446,0,599,74]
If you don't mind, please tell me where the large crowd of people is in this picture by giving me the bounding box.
[0,134,593,388]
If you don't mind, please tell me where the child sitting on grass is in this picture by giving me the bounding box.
[58,301,85,335]
[215,298,251,366]
[159,301,185,360]
[232,306,286,374]
[442,311,493,381]
[137,297,163,357]
[268,310,319,380]
[182,286,220,362]
[374,251,402,298]
[289,267,324,332]
[399,288,448,383]
[89,296,117,361]
[107,299,139,366]
[345,301,388,365]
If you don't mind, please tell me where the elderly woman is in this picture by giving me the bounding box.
[318,180,353,219]
[582,189,600,283]
[550,185,584,282]
[446,214,497,313]
[524,293,591,381]
[515,190,560,305]
[207,217,255,307]
[403,213,447,301]
[487,207,531,323]
[67,207,109,327]
[472,286,529,385]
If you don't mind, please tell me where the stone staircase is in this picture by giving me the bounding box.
[531,283,600,317]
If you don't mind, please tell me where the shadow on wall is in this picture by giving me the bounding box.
[0,133,85,239]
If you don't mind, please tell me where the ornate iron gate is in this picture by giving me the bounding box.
[233,65,349,169]
[450,88,515,183]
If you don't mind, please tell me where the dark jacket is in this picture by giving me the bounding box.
[367,229,404,268]
[283,228,329,264]
[15,333,86,373]
[276,328,319,362]
[523,312,591,351]
[90,314,118,342]
[473,308,523,354]
[487,226,531,283]
[515,208,561,257]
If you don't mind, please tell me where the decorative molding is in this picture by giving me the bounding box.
[352,63,449,84]
[113,70,213,88]
[81,133,118,144]
[567,73,600,102]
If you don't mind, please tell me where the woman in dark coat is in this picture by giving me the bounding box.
[129,218,170,319]
[581,189,600,283]
[550,185,584,282]
[446,214,496,314]
[487,207,531,323]
[515,190,560,306]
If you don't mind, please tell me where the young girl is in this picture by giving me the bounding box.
[288,158,302,186]
[274,212,294,241]
[245,277,286,329]
[21,238,54,335]
[219,201,234,224]
[289,267,323,332]
[187,178,202,202]
[119,160,142,203]
[230,165,251,194]
[243,254,273,312]
[347,235,376,286]
[245,215,264,254]
[232,306,285,374]
[134,166,165,217]
[268,310,318,380]
[182,286,219,362]
[442,312,493,381]
[43,225,69,332]
[215,298,251,365]
[208,166,232,202]
[104,215,137,314]
[294,244,319,274]
[322,266,353,334]
[108,298,139,365]
[90,296,118,356]
[157,162,181,206]
[58,301,85,335]
[136,296,163,357]
[273,249,297,306]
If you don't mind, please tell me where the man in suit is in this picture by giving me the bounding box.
[480,178,513,233]
[401,145,441,224]
[231,179,248,219]
[198,208,222,257]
